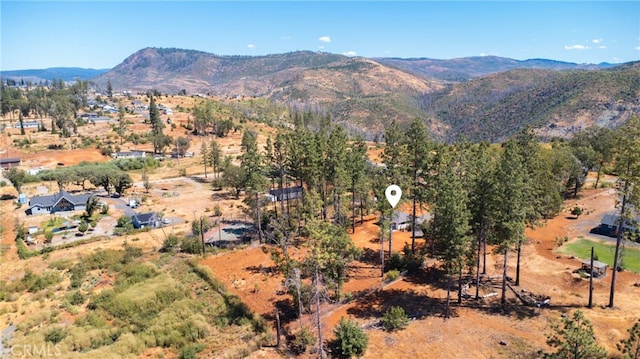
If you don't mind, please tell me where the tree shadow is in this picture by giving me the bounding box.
[469,299,541,320]
[402,265,448,289]
[244,264,276,275]
[346,288,443,320]
[357,247,381,266]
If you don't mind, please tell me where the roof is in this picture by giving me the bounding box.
[601,212,640,227]
[601,213,619,227]
[133,212,157,224]
[0,158,21,164]
[29,190,93,208]
[390,211,432,224]
[581,259,608,269]
[269,186,303,200]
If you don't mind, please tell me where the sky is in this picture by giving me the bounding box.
[1,1,639,71]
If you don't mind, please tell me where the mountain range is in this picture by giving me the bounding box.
[0,67,109,82]
[6,47,640,141]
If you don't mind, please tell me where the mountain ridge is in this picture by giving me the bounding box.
[0,67,110,82]
[5,47,639,142]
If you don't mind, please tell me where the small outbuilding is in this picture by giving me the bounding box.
[0,158,21,170]
[581,259,608,278]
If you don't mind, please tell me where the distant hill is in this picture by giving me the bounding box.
[23,47,640,141]
[374,56,614,82]
[0,67,110,82]
[421,62,640,141]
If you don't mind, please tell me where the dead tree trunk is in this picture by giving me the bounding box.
[501,249,509,308]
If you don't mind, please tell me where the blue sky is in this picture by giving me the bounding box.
[1,1,639,70]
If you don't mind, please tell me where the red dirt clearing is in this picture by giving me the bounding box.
[202,187,640,358]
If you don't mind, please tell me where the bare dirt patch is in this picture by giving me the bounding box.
[202,187,639,358]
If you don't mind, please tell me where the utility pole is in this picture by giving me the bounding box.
[200,216,206,256]
[588,247,594,308]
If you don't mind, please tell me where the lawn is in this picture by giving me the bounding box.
[560,237,640,273]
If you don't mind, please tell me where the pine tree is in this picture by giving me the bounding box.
[609,115,640,308]
[380,119,406,187]
[326,126,349,225]
[618,319,640,359]
[545,310,607,359]
[240,129,267,242]
[346,137,368,234]
[210,139,221,182]
[432,147,472,318]
[492,139,528,307]
[402,119,431,252]
[380,120,406,257]
[148,94,170,154]
[467,142,497,297]
[200,141,210,178]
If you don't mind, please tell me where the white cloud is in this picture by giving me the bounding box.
[247,44,255,49]
[564,44,590,50]
[635,46,640,50]
[592,38,603,44]
[318,46,325,50]
[599,46,607,49]
[343,51,357,56]
[318,36,331,43]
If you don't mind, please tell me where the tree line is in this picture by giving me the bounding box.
[205,112,638,329]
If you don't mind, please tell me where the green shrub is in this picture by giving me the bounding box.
[381,306,409,332]
[74,312,108,328]
[66,290,86,305]
[21,270,62,292]
[115,262,158,288]
[291,326,315,354]
[181,236,203,254]
[44,327,67,344]
[69,263,87,289]
[48,259,73,271]
[161,235,180,252]
[386,252,405,272]
[179,343,205,359]
[385,269,400,281]
[332,317,368,358]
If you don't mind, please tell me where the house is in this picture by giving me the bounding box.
[78,113,99,120]
[13,121,40,129]
[268,186,303,202]
[596,211,639,237]
[25,190,94,215]
[132,212,159,229]
[111,151,147,159]
[389,211,432,236]
[581,259,608,278]
[0,157,21,170]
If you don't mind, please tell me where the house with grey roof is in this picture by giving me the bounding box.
[132,212,159,229]
[596,211,639,237]
[388,210,432,237]
[0,158,21,170]
[267,186,303,202]
[25,190,94,215]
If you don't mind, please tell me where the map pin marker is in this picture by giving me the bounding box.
[385,185,402,208]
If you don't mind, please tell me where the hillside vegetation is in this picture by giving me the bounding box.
[93,48,640,142]
[421,64,640,141]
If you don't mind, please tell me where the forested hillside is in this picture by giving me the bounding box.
[420,64,640,142]
[93,48,640,142]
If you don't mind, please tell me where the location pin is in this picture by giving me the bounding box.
[385,185,402,208]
